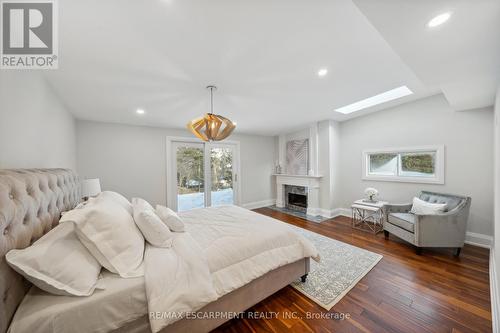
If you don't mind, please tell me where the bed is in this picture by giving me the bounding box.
[0,169,314,333]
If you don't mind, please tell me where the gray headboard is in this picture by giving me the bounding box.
[0,169,80,333]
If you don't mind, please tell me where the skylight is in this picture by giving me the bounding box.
[335,86,413,114]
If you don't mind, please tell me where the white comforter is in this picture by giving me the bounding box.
[145,205,319,332]
[9,206,319,333]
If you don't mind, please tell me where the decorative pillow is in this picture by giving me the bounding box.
[98,191,133,214]
[60,196,145,278]
[410,197,447,215]
[132,197,155,212]
[155,205,185,232]
[6,223,101,296]
[132,198,173,248]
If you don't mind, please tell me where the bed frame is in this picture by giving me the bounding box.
[0,169,310,333]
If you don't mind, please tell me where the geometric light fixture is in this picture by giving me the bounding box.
[187,85,236,141]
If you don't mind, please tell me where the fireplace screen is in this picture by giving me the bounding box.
[288,193,307,208]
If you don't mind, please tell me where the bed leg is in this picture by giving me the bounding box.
[301,274,308,283]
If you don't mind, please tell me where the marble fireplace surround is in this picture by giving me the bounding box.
[274,174,323,217]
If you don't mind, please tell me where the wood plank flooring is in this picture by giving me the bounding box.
[213,207,492,333]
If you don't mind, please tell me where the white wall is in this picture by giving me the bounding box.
[339,94,494,236]
[76,120,276,207]
[493,86,500,329]
[0,72,76,169]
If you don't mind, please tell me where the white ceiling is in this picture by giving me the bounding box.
[352,0,500,112]
[45,0,500,136]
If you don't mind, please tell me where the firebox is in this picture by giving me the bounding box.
[284,185,308,213]
[288,193,307,208]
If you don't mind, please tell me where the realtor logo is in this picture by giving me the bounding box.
[1,0,58,69]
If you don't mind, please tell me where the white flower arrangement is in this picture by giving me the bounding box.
[364,187,379,202]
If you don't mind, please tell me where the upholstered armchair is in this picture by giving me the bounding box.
[384,191,471,256]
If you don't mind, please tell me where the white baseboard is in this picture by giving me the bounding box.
[333,208,352,217]
[465,232,493,248]
[491,248,499,333]
[241,199,276,210]
[304,207,351,219]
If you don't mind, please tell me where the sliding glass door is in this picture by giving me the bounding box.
[169,139,239,212]
[210,144,236,207]
[174,142,205,211]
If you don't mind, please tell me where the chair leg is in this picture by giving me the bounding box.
[454,247,461,257]
[415,247,422,255]
[301,274,308,283]
[384,230,389,239]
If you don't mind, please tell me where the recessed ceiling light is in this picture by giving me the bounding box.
[427,12,451,28]
[318,68,328,77]
[335,86,413,114]
[136,109,145,115]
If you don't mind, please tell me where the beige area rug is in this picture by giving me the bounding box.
[289,225,383,310]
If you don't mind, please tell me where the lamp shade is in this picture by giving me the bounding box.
[81,178,101,198]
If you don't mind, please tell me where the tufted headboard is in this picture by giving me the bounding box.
[0,169,80,333]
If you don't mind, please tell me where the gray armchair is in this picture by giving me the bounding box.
[384,191,471,256]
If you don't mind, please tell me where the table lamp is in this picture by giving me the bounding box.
[81,178,101,201]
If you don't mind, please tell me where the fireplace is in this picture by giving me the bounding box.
[284,185,307,212]
[288,193,307,208]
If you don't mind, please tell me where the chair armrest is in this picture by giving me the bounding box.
[385,203,412,214]
[384,203,412,221]
[414,213,468,247]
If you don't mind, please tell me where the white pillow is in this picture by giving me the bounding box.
[156,205,185,232]
[132,198,173,248]
[410,197,447,215]
[98,191,133,214]
[60,196,145,278]
[6,223,101,296]
[132,197,155,212]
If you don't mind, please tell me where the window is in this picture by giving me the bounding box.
[363,146,444,184]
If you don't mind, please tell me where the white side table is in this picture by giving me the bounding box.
[351,200,388,234]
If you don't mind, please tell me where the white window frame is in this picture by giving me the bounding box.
[362,145,445,184]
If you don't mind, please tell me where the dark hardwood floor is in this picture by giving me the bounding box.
[213,207,492,333]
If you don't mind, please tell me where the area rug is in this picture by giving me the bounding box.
[288,224,383,310]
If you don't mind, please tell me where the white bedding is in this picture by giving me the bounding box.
[9,206,319,333]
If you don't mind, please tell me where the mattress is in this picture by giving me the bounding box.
[8,206,316,333]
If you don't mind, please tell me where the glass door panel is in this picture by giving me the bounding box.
[175,143,205,212]
[169,140,238,211]
[210,146,234,206]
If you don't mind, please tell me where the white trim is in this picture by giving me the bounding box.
[362,145,445,185]
[491,248,499,333]
[334,208,352,217]
[241,199,276,210]
[465,231,493,248]
[303,208,351,220]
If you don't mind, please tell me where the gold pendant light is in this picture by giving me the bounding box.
[187,86,236,142]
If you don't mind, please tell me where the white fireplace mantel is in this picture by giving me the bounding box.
[273,174,323,217]
[271,174,323,179]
